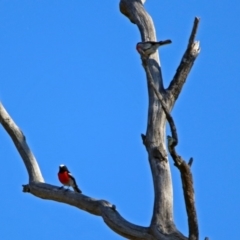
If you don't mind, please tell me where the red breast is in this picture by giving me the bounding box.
[58,171,70,185]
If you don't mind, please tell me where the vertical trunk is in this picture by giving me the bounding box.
[144,85,176,234]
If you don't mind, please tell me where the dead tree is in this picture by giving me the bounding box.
[0,1,207,239]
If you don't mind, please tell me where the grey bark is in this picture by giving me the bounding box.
[0,1,206,239]
[120,0,200,239]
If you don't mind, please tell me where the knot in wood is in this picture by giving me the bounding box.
[152,147,167,162]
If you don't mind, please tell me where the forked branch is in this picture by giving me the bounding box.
[1,0,204,239]
[142,58,178,146]
[142,65,199,240]
[167,17,200,103]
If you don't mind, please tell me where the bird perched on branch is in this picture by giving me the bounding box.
[58,164,82,193]
[136,39,172,57]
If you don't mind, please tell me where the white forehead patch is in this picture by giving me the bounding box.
[60,164,65,167]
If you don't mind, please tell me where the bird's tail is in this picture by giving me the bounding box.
[73,185,82,193]
[158,39,172,46]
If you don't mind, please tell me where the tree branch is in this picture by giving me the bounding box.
[0,102,44,182]
[167,17,200,103]
[1,1,203,239]
[120,0,164,92]
[139,65,199,240]
[0,101,155,240]
[142,59,178,146]
[167,138,198,240]
[23,183,154,240]
[120,1,184,237]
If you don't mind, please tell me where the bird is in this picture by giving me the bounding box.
[136,39,172,57]
[58,164,82,193]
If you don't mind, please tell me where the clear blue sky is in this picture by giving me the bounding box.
[1,1,240,239]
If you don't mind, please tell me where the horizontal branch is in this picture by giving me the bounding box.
[0,101,153,240]
[22,182,154,240]
[167,17,200,103]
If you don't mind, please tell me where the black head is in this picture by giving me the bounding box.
[59,164,69,172]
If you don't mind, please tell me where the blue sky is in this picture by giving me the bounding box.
[1,1,240,239]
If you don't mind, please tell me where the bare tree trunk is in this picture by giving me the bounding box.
[120,0,200,239]
[0,1,205,239]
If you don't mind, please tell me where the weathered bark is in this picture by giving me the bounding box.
[0,103,44,183]
[166,17,200,106]
[0,1,205,239]
[120,0,201,239]
[121,0,177,235]
[141,63,199,240]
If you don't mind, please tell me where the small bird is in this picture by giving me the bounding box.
[136,39,172,57]
[58,164,82,193]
